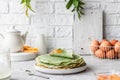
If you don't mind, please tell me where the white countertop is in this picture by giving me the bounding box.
[11,56,120,80]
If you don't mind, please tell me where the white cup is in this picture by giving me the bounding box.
[0,48,11,80]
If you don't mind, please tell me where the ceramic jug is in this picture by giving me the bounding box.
[33,34,47,55]
[0,26,28,53]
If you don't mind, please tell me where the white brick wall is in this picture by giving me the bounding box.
[0,0,120,51]
[9,0,24,14]
[0,0,8,13]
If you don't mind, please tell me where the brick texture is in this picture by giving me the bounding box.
[0,0,8,13]
[0,0,119,50]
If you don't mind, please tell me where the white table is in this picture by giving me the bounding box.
[11,56,120,80]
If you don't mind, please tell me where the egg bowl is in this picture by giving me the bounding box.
[90,45,120,59]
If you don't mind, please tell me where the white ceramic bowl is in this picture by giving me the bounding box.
[11,52,37,61]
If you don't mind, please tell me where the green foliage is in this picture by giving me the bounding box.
[20,0,85,19]
[21,0,35,16]
[65,0,85,19]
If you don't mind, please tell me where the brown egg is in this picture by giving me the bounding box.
[90,40,100,54]
[91,40,100,45]
[100,41,112,52]
[118,53,120,58]
[110,39,118,46]
[106,49,117,59]
[115,42,120,53]
[95,49,105,59]
[100,39,108,44]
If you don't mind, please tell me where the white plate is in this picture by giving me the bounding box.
[11,52,37,61]
[34,64,87,74]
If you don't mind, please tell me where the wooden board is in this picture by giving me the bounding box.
[73,9,103,54]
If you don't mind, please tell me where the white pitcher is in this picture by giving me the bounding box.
[0,26,28,53]
[33,34,47,55]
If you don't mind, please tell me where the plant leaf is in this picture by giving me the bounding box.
[72,8,75,12]
[21,0,25,4]
[79,1,85,5]
[26,0,31,3]
[73,0,78,8]
[66,0,73,9]
[65,0,85,19]
[26,8,28,17]
[79,6,84,9]
[78,12,81,19]
[27,3,35,12]
[80,11,84,15]
[26,0,34,12]
[21,0,35,16]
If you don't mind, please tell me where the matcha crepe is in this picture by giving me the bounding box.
[36,49,86,69]
[36,54,86,69]
[50,48,74,58]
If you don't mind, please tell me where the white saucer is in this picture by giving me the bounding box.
[11,52,37,61]
[34,64,87,74]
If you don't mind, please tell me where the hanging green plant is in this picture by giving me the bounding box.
[21,0,85,19]
[65,0,85,19]
[21,0,35,16]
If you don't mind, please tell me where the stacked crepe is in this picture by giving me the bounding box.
[36,49,86,69]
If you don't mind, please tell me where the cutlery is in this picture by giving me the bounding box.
[25,70,50,79]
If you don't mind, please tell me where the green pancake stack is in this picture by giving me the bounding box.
[36,49,86,69]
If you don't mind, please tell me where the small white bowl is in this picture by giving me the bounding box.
[11,52,37,61]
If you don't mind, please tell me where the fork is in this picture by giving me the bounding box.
[25,70,50,79]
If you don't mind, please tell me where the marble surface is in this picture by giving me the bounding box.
[11,56,120,80]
